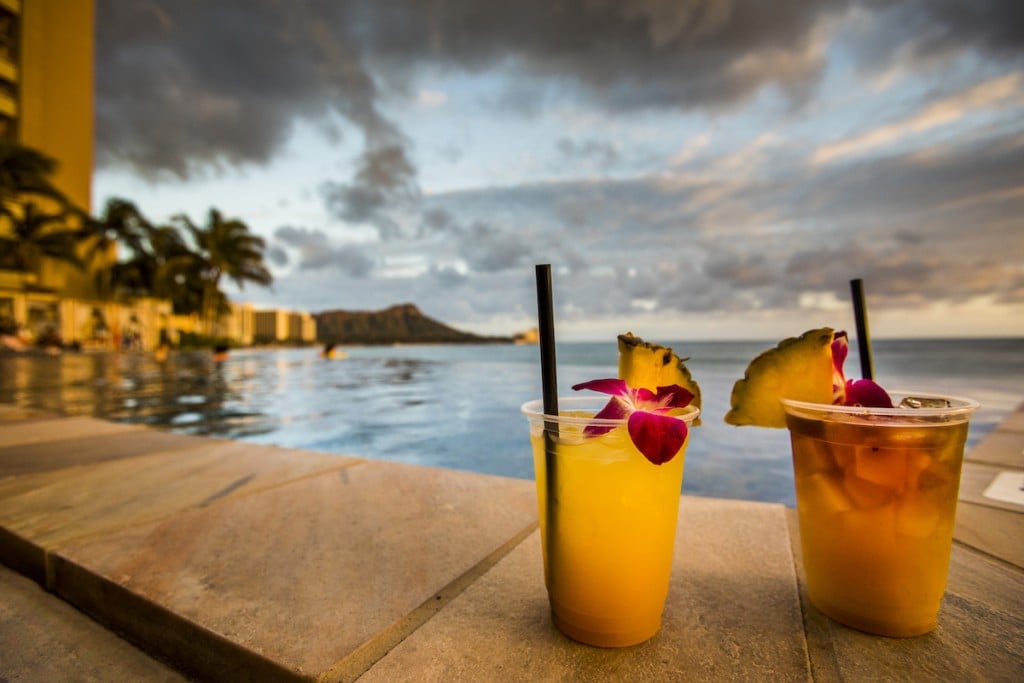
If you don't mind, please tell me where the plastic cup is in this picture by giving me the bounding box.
[521,396,700,647]
[782,392,979,637]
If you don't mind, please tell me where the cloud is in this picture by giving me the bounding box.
[418,207,457,236]
[846,1,1024,79]
[418,117,1024,320]
[94,0,851,180]
[417,89,448,108]
[273,226,375,277]
[556,137,621,167]
[92,1,1024,336]
[319,143,420,239]
[812,72,1024,165]
[458,221,535,272]
[266,244,289,267]
[96,2,1024,176]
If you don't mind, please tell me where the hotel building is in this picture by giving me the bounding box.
[0,1,316,350]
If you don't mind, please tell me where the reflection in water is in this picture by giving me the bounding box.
[0,346,545,483]
[5,340,1018,505]
[0,347,445,443]
[0,350,252,434]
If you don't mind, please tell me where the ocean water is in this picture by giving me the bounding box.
[1,338,1021,506]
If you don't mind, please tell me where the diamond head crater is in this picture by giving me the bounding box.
[314,303,519,345]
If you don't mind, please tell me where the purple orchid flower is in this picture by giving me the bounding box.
[831,332,894,408]
[571,378,695,465]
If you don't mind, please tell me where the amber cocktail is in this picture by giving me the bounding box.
[783,393,977,637]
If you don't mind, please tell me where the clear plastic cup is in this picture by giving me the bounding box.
[782,392,978,637]
[522,396,700,647]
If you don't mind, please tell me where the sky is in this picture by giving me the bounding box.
[91,0,1024,341]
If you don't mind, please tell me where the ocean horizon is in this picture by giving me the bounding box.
[1,336,1021,506]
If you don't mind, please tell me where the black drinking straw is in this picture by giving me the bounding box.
[850,278,874,380]
[535,264,558,583]
[535,264,559,421]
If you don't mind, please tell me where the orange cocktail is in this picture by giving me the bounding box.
[783,393,977,637]
[523,396,699,647]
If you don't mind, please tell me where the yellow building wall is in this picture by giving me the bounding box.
[19,0,94,212]
[18,0,97,298]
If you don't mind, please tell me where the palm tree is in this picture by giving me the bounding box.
[102,220,198,311]
[173,209,273,333]
[0,142,83,275]
[147,224,206,313]
[0,142,66,207]
[82,197,152,300]
[0,202,82,273]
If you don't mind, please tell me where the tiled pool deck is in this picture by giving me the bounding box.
[1,401,1021,681]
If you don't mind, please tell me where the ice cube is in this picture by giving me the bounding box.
[896,491,946,539]
[832,444,856,471]
[797,440,840,475]
[918,462,954,493]
[899,396,952,409]
[798,472,853,514]
[844,473,894,507]
[838,502,897,546]
[905,451,933,489]
[854,446,907,493]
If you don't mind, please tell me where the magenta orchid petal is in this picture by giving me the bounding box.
[582,422,614,438]
[592,396,631,421]
[582,396,631,437]
[627,410,688,465]
[831,331,849,371]
[633,387,658,404]
[652,385,695,409]
[573,379,694,463]
[828,330,894,407]
[831,331,850,404]
[572,378,630,397]
[843,379,894,408]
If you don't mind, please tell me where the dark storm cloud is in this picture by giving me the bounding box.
[319,143,419,239]
[96,1,349,177]
[851,1,1024,76]
[273,225,374,277]
[94,1,1023,331]
[97,0,843,179]
[96,0,1023,242]
[99,0,1018,177]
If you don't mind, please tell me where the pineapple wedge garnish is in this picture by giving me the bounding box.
[618,332,702,426]
[724,328,837,428]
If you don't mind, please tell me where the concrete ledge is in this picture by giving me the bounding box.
[788,511,1024,682]
[360,497,810,681]
[0,416,141,449]
[964,430,1023,469]
[954,501,1024,569]
[959,461,1024,515]
[0,440,363,584]
[0,404,60,422]
[0,427,216,477]
[48,460,537,680]
[954,407,1024,569]
[2,403,1023,681]
[0,564,187,682]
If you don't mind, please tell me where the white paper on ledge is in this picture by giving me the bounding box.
[982,470,1024,507]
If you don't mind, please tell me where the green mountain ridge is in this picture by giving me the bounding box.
[313,303,512,345]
